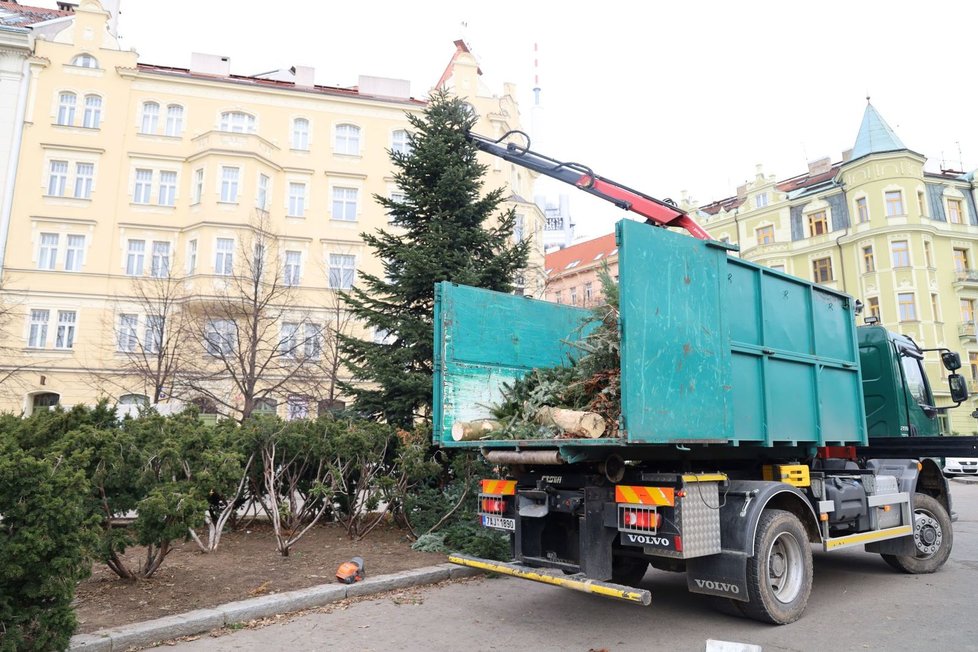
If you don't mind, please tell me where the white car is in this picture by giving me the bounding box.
[944,458,978,476]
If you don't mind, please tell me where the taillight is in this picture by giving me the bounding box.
[481,497,506,514]
[621,508,660,530]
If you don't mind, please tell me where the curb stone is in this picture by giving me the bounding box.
[69,562,484,651]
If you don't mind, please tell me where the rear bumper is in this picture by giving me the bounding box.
[448,554,651,606]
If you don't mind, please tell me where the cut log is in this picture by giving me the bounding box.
[533,407,606,438]
[451,419,502,442]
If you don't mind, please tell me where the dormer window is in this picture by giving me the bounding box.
[566,260,581,269]
[71,54,98,68]
[756,192,768,208]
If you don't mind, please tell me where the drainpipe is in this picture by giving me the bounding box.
[0,50,31,281]
[834,181,849,294]
[732,209,741,250]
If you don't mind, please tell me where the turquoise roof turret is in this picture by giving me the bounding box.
[851,98,906,161]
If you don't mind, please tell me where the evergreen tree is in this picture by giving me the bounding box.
[339,90,530,427]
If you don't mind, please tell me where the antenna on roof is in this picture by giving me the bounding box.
[957,141,965,171]
[533,42,541,107]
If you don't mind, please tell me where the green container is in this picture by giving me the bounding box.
[433,219,867,449]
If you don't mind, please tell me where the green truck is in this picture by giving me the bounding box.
[435,132,976,624]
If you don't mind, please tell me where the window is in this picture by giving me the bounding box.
[292,118,309,150]
[133,169,152,204]
[971,352,978,382]
[898,293,917,322]
[756,225,774,244]
[192,168,204,204]
[924,241,933,267]
[119,394,149,407]
[391,129,410,155]
[257,174,270,210]
[38,233,58,270]
[807,210,828,236]
[283,250,301,286]
[584,281,593,305]
[28,309,49,348]
[165,105,183,137]
[328,253,356,289]
[755,193,768,208]
[388,191,407,222]
[126,239,145,275]
[303,323,321,359]
[555,290,563,304]
[287,395,309,420]
[83,94,101,128]
[931,294,941,322]
[117,313,138,352]
[962,299,975,324]
[150,241,170,278]
[862,245,875,273]
[900,355,928,406]
[948,198,964,224]
[254,398,277,415]
[74,162,93,199]
[867,296,881,320]
[220,166,239,203]
[514,214,525,243]
[855,197,869,223]
[55,311,76,349]
[918,191,926,218]
[331,187,357,221]
[288,182,306,217]
[215,238,234,275]
[570,287,578,305]
[812,257,833,283]
[140,101,159,134]
[770,264,786,273]
[280,322,299,357]
[204,319,236,355]
[335,124,360,155]
[65,235,84,271]
[71,53,98,68]
[57,92,76,126]
[891,240,910,268]
[885,190,904,217]
[219,111,255,133]
[954,248,969,273]
[187,239,197,273]
[152,170,176,206]
[48,160,68,196]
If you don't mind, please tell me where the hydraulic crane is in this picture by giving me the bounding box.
[466,130,711,240]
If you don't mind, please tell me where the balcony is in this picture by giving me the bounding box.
[953,269,978,290]
[959,321,976,342]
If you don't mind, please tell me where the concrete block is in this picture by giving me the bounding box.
[68,633,112,652]
[443,562,486,579]
[104,608,224,650]
[218,584,348,624]
[345,566,450,597]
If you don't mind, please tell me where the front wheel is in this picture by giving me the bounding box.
[881,493,952,574]
[739,509,813,625]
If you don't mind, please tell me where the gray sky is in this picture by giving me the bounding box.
[107,0,978,238]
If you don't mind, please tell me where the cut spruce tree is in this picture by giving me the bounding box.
[339,89,530,428]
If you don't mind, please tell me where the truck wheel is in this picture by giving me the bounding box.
[611,555,649,586]
[740,509,813,625]
[881,493,952,574]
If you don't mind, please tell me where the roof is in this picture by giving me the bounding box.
[545,232,617,274]
[850,101,906,161]
[134,63,426,105]
[435,39,481,90]
[0,1,71,26]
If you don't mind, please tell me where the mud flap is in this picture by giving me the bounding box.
[686,550,749,603]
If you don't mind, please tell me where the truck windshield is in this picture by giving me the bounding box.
[900,355,929,406]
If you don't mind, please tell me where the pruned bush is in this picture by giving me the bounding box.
[0,431,97,651]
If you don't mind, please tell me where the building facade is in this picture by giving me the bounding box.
[0,1,544,415]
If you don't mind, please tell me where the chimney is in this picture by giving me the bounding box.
[841,148,853,163]
[190,53,231,77]
[736,183,748,199]
[291,65,315,87]
[57,1,77,10]
[807,157,831,176]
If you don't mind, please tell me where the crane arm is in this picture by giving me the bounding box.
[466,130,711,240]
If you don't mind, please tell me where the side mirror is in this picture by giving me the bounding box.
[948,373,969,404]
[942,351,962,371]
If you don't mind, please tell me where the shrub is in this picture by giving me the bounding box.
[0,432,97,651]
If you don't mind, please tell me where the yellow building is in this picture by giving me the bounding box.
[0,1,544,415]
[688,100,978,434]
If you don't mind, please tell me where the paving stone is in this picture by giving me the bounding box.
[346,566,450,597]
[67,633,112,652]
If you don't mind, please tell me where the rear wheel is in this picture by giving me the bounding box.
[611,554,649,586]
[739,509,813,625]
[881,493,952,574]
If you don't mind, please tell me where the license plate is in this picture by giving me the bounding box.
[482,515,515,531]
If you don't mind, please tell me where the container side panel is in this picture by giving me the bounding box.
[819,366,865,442]
[433,282,592,446]
[727,263,761,346]
[617,220,733,443]
[813,290,856,361]
[730,352,766,441]
[761,274,814,354]
[766,359,818,443]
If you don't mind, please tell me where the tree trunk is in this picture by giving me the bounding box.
[533,407,606,438]
[451,419,502,441]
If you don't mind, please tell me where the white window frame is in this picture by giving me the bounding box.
[64,234,85,271]
[187,238,198,273]
[334,123,361,155]
[82,94,102,129]
[126,239,145,276]
[158,170,177,206]
[288,182,306,217]
[204,319,236,356]
[140,101,160,134]
[303,323,321,359]
[165,104,184,137]
[292,117,310,150]
[71,54,98,68]
[117,313,138,352]
[150,240,170,278]
[144,314,163,354]
[48,160,68,196]
[38,233,59,270]
[57,92,76,126]
[328,253,356,289]
[55,310,76,349]
[331,186,358,221]
[257,173,270,210]
[192,168,204,204]
[391,129,410,155]
[74,162,94,199]
[219,111,255,133]
[28,309,50,348]
[220,166,240,203]
[280,322,299,357]
[215,237,234,275]
[133,168,153,204]
[283,250,302,286]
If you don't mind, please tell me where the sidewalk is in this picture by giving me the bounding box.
[70,563,482,651]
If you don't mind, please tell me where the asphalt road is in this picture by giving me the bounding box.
[169,479,978,652]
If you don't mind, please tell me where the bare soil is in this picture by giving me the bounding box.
[72,522,445,634]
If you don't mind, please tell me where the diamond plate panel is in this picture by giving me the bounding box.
[676,482,722,558]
